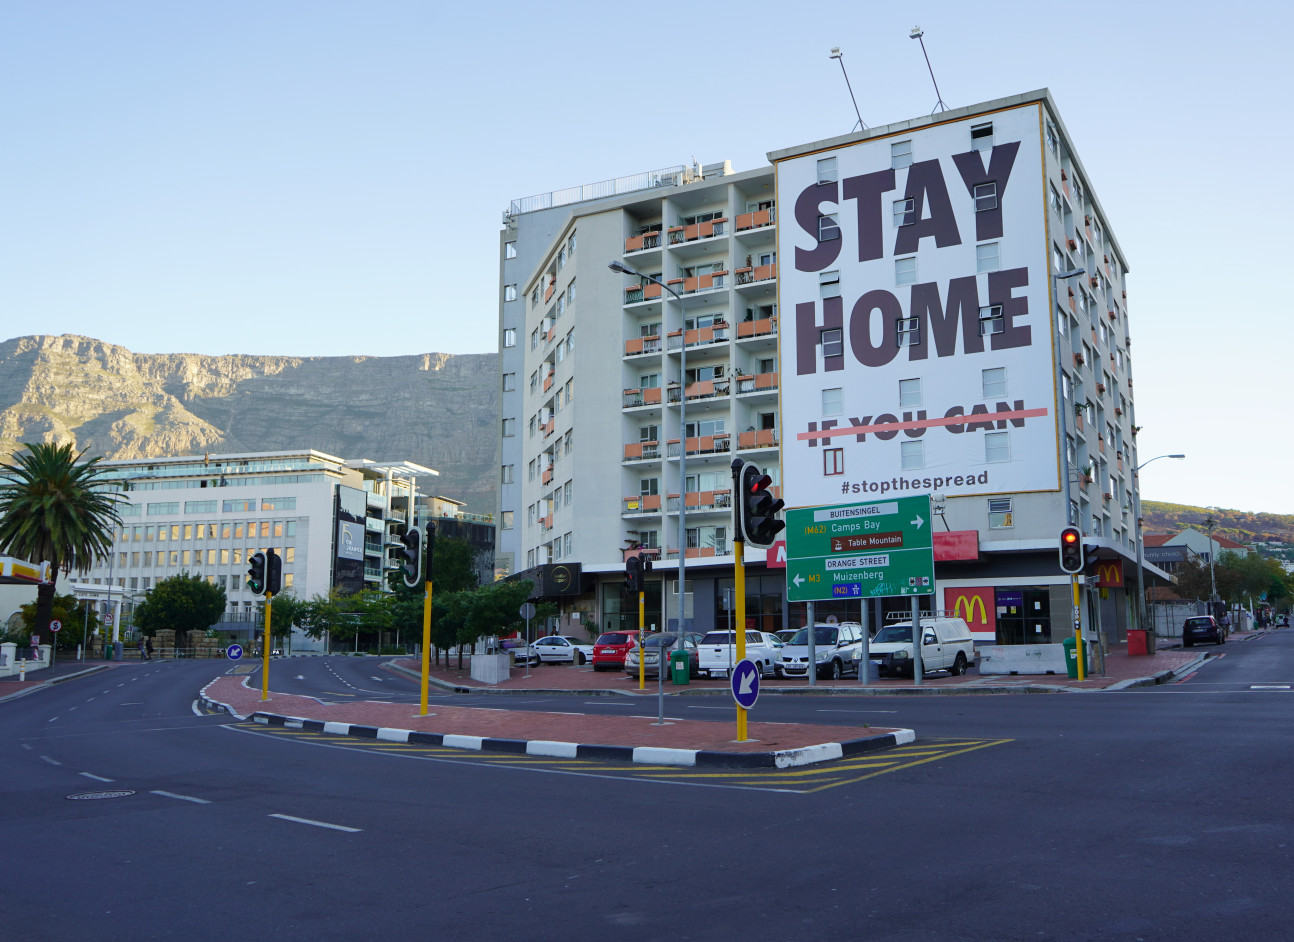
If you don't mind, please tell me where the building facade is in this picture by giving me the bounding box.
[496,90,1146,647]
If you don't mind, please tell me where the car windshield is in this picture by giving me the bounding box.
[1184,618,1212,628]
[788,627,839,646]
[643,634,682,649]
[701,632,736,644]
[873,626,915,644]
[596,633,632,645]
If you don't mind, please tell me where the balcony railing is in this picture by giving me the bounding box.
[735,207,776,231]
[682,272,728,294]
[624,231,662,253]
[666,489,732,513]
[623,440,661,461]
[666,434,732,457]
[667,379,731,403]
[735,263,777,285]
[666,325,730,351]
[737,316,777,339]
[541,468,553,485]
[663,544,731,560]
[666,219,728,244]
[623,336,663,357]
[735,372,779,394]
[622,387,663,408]
[737,429,779,449]
[622,494,662,513]
[624,283,663,304]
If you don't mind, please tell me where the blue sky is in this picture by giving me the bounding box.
[2,1,1291,513]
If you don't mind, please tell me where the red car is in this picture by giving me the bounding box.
[592,631,639,671]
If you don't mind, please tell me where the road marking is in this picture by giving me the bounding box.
[48,717,59,723]
[1250,685,1291,690]
[817,708,900,714]
[40,755,63,766]
[269,813,361,833]
[151,790,211,804]
[80,772,114,782]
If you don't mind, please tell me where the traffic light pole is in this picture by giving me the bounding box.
[261,590,273,701]
[419,522,437,716]
[1072,576,1084,681]
[637,588,645,691]
[734,534,749,742]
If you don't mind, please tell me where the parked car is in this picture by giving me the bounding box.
[698,630,780,678]
[532,635,594,665]
[773,629,799,645]
[500,638,540,667]
[865,618,975,677]
[779,623,864,679]
[1182,615,1226,647]
[623,633,700,679]
[592,632,640,671]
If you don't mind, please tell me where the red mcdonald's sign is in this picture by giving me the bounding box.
[1094,560,1124,588]
[944,586,995,639]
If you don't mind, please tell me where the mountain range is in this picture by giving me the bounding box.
[0,335,499,514]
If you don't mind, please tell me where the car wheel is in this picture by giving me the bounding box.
[1183,640,1193,648]
[950,653,967,676]
[830,659,843,680]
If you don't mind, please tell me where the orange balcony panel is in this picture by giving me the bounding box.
[643,387,661,405]
[738,430,757,448]
[684,223,700,241]
[624,337,644,356]
[543,375,554,392]
[756,429,777,447]
[643,283,662,300]
[544,284,554,303]
[755,372,778,390]
[686,380,715,399]
[625,235,645,252]
[752,262,777,281]
[541,469,553,485]
[642,494,661,511]
[738,317,774,338]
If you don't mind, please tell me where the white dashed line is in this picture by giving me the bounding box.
[80,772,114,782]
[269,814,361,833]
[40,755,63,766]
[151,790,211,804]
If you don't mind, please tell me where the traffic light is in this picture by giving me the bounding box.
[739,462,786,546]
[625,555,641,594]
[1058,526,1084,574]
[266,548,283,595]
[247,551,267,595]
[401,527,423,588]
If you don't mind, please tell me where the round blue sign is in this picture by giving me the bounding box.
[730,658,760,710]
[226,644,244,660]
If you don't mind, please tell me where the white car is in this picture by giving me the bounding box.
[698,630,780,678]
[779,623,865,680]
[864,617,975,677]
[531,635,594,665]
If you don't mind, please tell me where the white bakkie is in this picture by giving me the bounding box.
[699,630,779,678]
[861,617,976,677]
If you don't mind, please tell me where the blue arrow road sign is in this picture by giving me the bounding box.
[731,658,760,710]
[226,644,243,660]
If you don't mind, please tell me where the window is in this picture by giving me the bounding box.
[973,182,997,212]
[822,387,843,415]
[819,269,841,298]
[817,156,837,183]
[531,286,539,306]
[557,247,566,270]
[501,511,514,530]
[1052,244,1066,275]
[284,546,295,562]
[900,440,924,470]
[895,256,917,286]
[1050,184,1063,218]
[564,480,573,504]
[818,214,840,241]
[979,304,1004,336]
[567,233,576,257]
[564,533,572,557]
[146,501,180,515]
[503,328,516,348]
[501,465,514,485]
[891,140,913,169]
[502,372,516,392]
[971,122,993,151]
[529,415,537,437]
[530,328,539,350]
[982,367,1007,398]
[566,280,576,306]
[893,198,915,227]
[222,499,256,513]
[976,242,1000,273]
[504,284,517,302]
[821,327,843,359]
[505,241,517,259]
[260,497,295,511]
[824,448,844,476]
[988,498,1014,529]
[1046,123,1059,157]
[896,317,920,348]
[564,431,573,455]
[502,418,516,437]
[184,500,217,514]
[899,378,922,407]
[985,431,1010,462]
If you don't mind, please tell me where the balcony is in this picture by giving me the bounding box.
[623,440,661,461]
[663,544,730,560]
[681,272,728,294]
[624,231,662,253]
[622,494,662,514]
[735,372,779,394]
[543,372,555,392]
[667,379,731,403]
[541,468,553,485]
[623,335,663,357]
[666,490,732,513]
[737,429,779,449]
[735,263,777,285]
[666,434,732,457]
[544,282,555,303]
[622,387,663,408]
[737,316,776,339]
[625,283,663,304]
[735,207,775,231]
[542,419,556,438]
[667,219,728,245]
[666,325,730,351]
[540,515,553,532]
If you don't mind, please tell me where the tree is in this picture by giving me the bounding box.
[17,593,99,650]
[133,572,227,636]
[433,536,481,593]
[0,443,122,637]
[269,593,307,652]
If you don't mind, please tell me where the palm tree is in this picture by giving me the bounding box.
[0,443,122,635]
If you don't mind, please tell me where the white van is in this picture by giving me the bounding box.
[698,630,779,678]
[861,617,975,678]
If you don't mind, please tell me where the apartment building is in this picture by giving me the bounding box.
[75,450,433,652]
[497,89,1148,647]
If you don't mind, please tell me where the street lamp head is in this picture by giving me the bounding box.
[607,260,638,276]
[909,26,923,39]
[829,46,842,58]
[1168,454,1186,460]
[1055,268,1085,280]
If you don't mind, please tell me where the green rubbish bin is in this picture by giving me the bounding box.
[669,649,691,686]
[1062,637,1087,678]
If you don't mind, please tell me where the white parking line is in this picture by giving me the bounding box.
[40,755,62,766]
[151,790,211,804]
[268,814,361,833]
[816,708,899,714]
[80,772,114,782]
[1250,685,1291,690]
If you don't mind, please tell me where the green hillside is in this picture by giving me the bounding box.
[1141,500,1294,550]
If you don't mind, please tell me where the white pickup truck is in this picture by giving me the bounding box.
[698,630,780,678]
[862,617,976,678]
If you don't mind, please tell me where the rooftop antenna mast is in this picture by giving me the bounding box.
[829,47,868,133]
[909,26,948,114]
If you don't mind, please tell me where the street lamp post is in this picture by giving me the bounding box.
[610,261,689,668]
[1133,454,1186,633]
[1204,512,1218,611]
[1053,269,1085,527]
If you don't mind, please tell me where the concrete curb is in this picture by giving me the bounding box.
[243,709,917,769]
[0,663,114,703]
[1106,652,1211,690]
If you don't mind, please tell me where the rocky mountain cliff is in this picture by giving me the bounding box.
[0,335,499,514]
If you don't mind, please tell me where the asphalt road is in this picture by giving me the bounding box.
[2,635,1291,941]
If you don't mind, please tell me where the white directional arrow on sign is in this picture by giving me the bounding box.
[911,515,925,529]
[792,574,805,587]
[738,668,755,696]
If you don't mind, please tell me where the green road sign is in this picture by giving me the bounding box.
[784,496,935,602]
